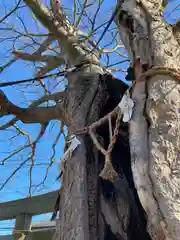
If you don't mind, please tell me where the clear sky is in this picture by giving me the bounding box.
[0,0,179,235]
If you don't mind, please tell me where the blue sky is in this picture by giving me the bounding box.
[0,0,179,235]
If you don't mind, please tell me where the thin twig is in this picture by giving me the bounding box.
[0,157,30,191]
[29,123,48,195]
[0,0,21,23]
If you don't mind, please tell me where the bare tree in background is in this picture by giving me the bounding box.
[0,0,180,239]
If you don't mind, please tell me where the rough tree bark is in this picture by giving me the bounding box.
[116,0,180,239]
[1,0,180,240]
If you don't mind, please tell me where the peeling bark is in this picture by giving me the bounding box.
[130,80,166,239]
[115,0,180,239]
[147,75,180,239]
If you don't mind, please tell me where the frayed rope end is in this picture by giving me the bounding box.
[99,160,118,183]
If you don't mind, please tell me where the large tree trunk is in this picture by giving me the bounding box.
[116,0,180,239]
[55,64,105,240]
[54,62,150,240]
[21,1,151,239]
[5,0,180,239]
[35,0,180,239]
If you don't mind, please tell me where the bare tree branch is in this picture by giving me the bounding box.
[24,0,99,62]
[29,91,66,107]
[12,50,64,63]
[33,35,56,55]
[0,90,67,126]
[50,0,69,30]
[0,70,66,88]
[38,124,63,188]
[0,157,31,191]
[0,58,17,73]
[36,60,64,77]
[13,50,65,76]
[29,123,48,196]
[0,0,22,23]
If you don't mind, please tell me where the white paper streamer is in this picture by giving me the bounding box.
[118,90,134,122]
[62,135,81,161]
